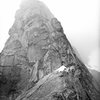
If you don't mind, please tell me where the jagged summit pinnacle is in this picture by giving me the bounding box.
[0,0,100,100]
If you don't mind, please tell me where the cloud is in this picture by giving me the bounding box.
[88,48,100,71]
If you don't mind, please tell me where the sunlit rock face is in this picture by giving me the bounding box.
[0,0,100,100]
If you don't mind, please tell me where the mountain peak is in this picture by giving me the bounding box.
[0,0,100,100]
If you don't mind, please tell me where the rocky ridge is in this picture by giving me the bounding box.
[0,0,100,100]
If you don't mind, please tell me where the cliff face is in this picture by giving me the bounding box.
[0,0,100,100]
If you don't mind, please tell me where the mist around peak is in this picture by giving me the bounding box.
[16,0,54,20]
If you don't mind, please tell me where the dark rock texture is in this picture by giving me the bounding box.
[0,0,100,100]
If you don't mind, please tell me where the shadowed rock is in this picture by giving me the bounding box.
[0,0,100,100]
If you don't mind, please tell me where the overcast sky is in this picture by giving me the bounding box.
[0,0,99,71]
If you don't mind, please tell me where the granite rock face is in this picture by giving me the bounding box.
[0,0,100,100]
